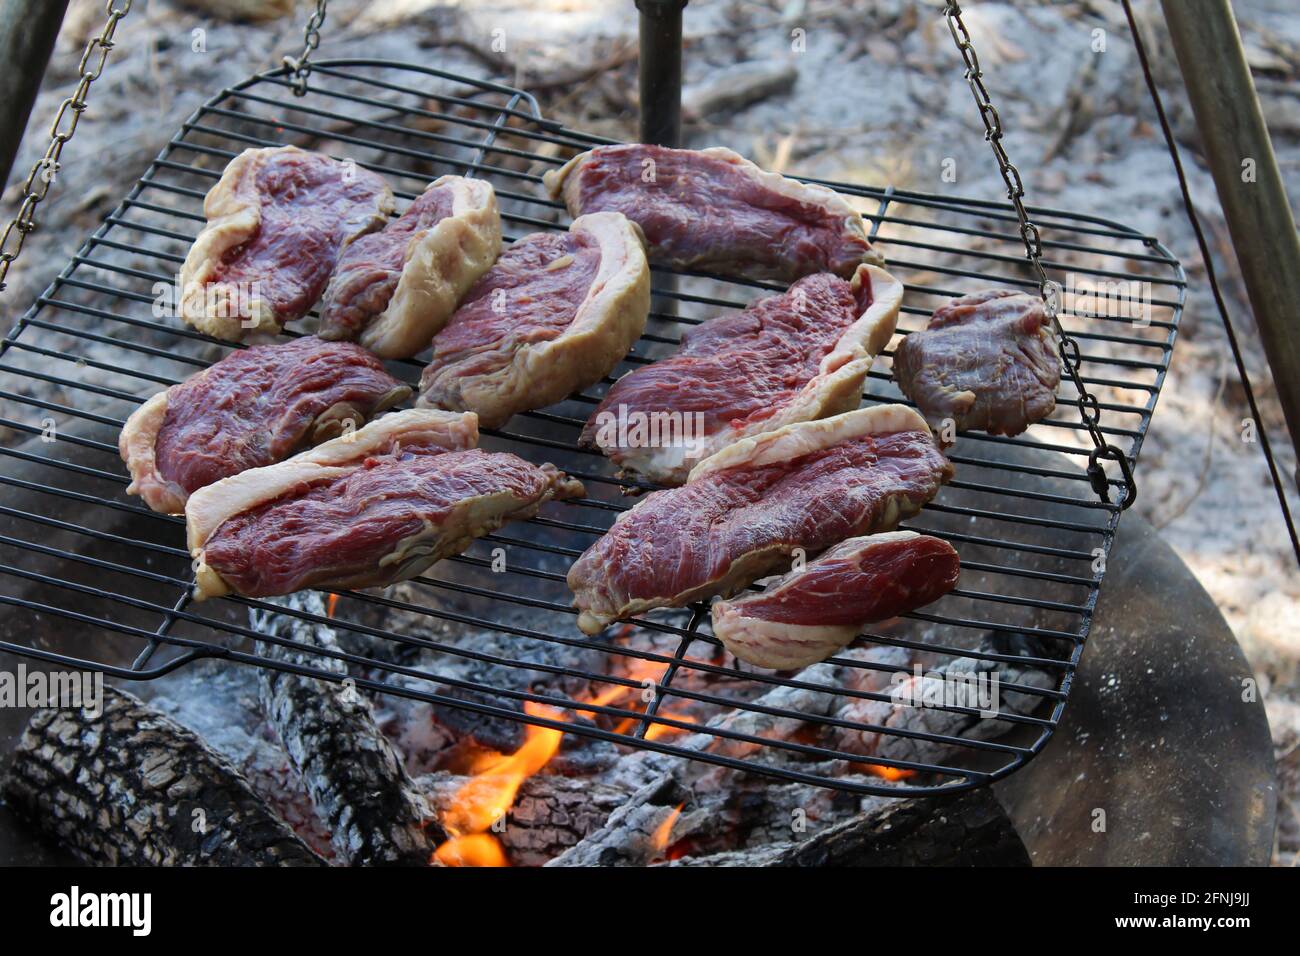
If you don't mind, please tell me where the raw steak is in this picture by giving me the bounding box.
[544,144,882,282]
[418,211,649,429]
[567,405,952,634]
[893,290,1061,438]
[179,146,394,341]
[187,410,584,600]
[119,337,410,514]
[318,175,501,359]
[582,264,903,484]
[711,531,961,670]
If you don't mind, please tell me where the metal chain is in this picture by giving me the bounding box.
[0,1,133,294]
[942,1,1136,509]
[284,0,329,97]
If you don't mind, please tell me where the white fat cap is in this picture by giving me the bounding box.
[687,403,933,483]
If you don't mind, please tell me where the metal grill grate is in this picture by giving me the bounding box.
[0,61,1183,795]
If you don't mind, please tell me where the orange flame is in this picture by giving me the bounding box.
[866,764,917,782]
[432,656,703,865]
[326,593,340,619]
[435,834,509,867]
[584,683,634,710]
[645,712,697,740]
[598,660,697,740]
[441,702,565,839]
[650,803,684,856]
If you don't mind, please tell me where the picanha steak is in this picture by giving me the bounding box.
[567,405,953,634]
[711,531,961,670]
[119,337,410,514]
[893,290,1062,438]
[544,144,882,282]
[582,264,903,485]
[186,409,584,600]
[179,146,394,341]
[318,175,501,359]
[418,211,650,429]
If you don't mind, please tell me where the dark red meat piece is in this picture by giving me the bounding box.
[893,290,1061,437]
[428,230,600,367]
[202,448,569,597]
[548,144,875,281]
[711,531,960,669]
[208,149,392,325]
[731,534,959,625]
[154,337,408,497]
[582,272,871,443]
[568,427,952,631]
[317,184,457,340]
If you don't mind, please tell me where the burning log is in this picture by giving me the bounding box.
[418,771,628,867]
[669,788,1030,867]
[545,768,882,867]
[546,656,886,866]
[2,686,324,866]
[250,593,444,865]
[545,773,685,866]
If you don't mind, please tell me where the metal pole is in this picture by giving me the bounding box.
[636,0,686,147]
[1160,0,1300,456]
[0,0,70,187]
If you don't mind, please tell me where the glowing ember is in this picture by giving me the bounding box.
[583,684,633,710]
[650,803,684,856]
[644,712,697,740]
[866,764,917,782]
[326,593,340,618]
[591,659,697,740]
[435,834,509,867]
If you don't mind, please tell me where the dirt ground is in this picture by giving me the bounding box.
[2,0,1297,862]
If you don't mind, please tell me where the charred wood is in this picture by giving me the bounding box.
[553,645,1047,865]
[2,686,324,866]
[418,771,627,867]
[251,593,442,865]
[545,773,682,867]
[672,788,1030,867]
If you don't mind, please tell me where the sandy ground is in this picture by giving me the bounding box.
[1,0,1297,861]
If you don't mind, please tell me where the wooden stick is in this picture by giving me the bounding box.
[1160,0,1300,457]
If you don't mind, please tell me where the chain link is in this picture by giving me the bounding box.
[942,0,1136,509]
[284,0,329,97]
[0,1,132,294]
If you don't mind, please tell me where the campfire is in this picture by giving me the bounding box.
[2,569,1060,867]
